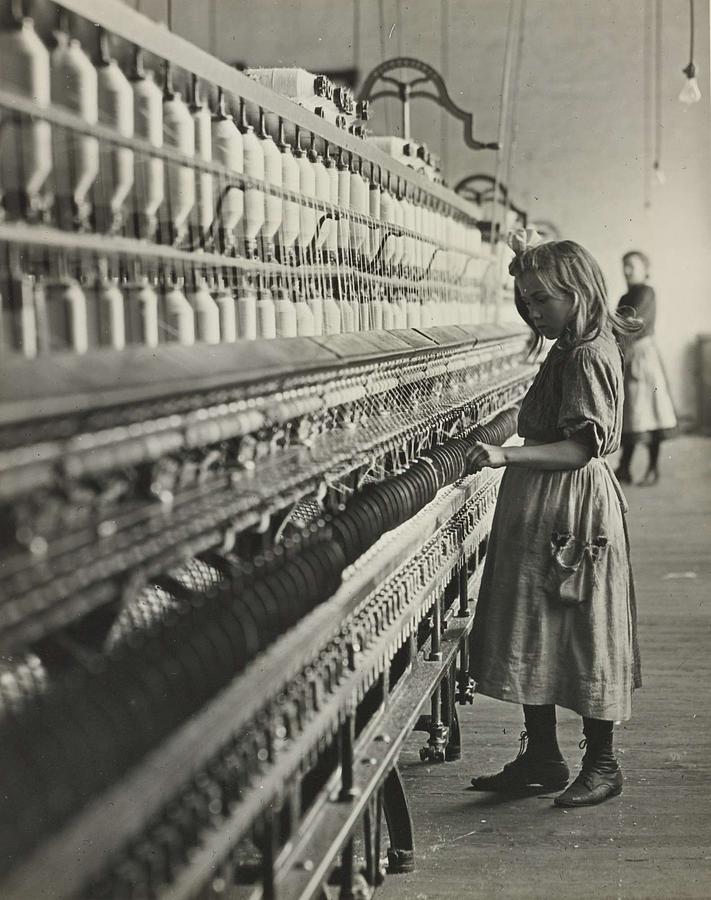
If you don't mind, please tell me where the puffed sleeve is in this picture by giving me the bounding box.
[621,285,655,324]
[558,344,619,457]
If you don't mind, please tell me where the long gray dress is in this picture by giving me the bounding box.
[470,324,642,721]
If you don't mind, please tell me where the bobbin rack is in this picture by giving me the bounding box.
[0,1,532,897]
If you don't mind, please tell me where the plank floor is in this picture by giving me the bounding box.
[379,435,711,900]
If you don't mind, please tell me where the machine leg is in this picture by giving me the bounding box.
[383,767,415,874]
[362,797,384,890]
[443,667,462,761]
[339,713,360,802]
[420,681,448,762]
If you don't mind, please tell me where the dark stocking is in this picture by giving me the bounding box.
[638,433,662,485]
[581,717,619,774]
[469,705,569,792]
[615,439,635,483]
[523,704,563,759]
[554,718,622,806]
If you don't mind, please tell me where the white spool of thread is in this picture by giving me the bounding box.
[379,189,396,264]
[188,278,220,344]
[125,275,159,347]
[470,223,482,254]
[211,91,244,249]
[411,201,422,270]
[274,287,297,338]
[51,29,99,226]
[421,297,435,328]
[338,297,354,333]
[129,51,164,239]
[0,12,52,218]
[322,294,341,334]
[471,286,483,324]
[358,297,371,331]
[368,182,381,260]
[414,203,426,270]
[257,286,277,338]
[1,266,39,358]
[162,279,195,345]
[446,219,458,280]
[436,292,445,326]
[400,197,416,268]
[190,79,214,244]
[324,155,339,257]
[279,142,300,254]
[213,281,237,342]
[370,290,383,331]
[294,291,316,336]
[162,68,195,243]
[428,208,439,270]
[307,290,323,335]
[430,207,441,273]
[407,297,421,328]
[349,296,361,332]
[311,151,331,249]
[43,276,89,354]
[241,112,265,256]
[458,220,468,258]
[336,160,351,255]
[236,281,258,340]
[95,31,134,233]
[433,210,446,273]
[349,164,369,255]
[246,66,318,99]
[87,270,125,349]
[391,195,405,267]
[394,293,408,329]
[260,129,283,256]
[295,148,317,252]
[381,296,395,330]
[438,296,447,326]
[444,216,455,272]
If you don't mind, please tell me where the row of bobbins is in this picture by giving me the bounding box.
[0,0,491,358]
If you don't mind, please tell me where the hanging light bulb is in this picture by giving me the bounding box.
[679,62,702,104]
[679,2,701,104]
[653,161,666,186]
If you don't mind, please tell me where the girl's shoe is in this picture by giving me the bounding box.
[554,766,623,806]
[638,468,659,487]
[470,731,570,792]
[554,728,623,807]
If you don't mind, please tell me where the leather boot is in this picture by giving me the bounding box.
[554,718,623,807]
[470,705,569,792]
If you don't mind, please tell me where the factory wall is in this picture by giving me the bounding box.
[136,0,711,425]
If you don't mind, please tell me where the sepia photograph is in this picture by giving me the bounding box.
[0,1,709,897]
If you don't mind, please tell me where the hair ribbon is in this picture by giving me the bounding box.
[507,226,544,257]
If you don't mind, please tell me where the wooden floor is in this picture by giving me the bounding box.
[380,435,711,900]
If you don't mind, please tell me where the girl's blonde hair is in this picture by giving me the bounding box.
[509,240,641,351]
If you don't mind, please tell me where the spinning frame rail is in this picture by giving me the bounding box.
[0,1,533,896]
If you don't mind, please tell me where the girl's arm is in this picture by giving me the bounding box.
[467,438,593,472]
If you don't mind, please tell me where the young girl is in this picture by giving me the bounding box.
[466,234,642,807]
[615,250,677,486]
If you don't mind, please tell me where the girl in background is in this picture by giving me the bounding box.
[466,234,641,807]
[615,251,677,486]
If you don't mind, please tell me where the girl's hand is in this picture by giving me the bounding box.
[467,442,507,472]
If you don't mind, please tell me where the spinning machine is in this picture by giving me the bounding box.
[0,1,535,897]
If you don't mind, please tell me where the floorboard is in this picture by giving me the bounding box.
[378,435,711,900]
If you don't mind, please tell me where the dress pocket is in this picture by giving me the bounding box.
[545,531,608,605]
